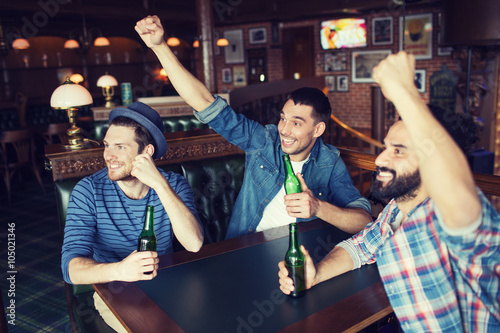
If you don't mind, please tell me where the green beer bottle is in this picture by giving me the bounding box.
[138,205,157,252]
[285,222,306,298]
[283,154,302,194]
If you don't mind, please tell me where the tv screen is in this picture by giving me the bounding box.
[320,18,367,49]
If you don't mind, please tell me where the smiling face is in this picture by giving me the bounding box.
[371,121,422,202]
[277,99,325,162]
[103,125,144,182]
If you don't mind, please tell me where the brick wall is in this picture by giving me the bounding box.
[209,6,461,130]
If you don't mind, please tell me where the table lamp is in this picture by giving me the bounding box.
[50,77,94,149]
[97,73,118,108]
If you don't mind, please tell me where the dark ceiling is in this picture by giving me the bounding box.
[0,0,442,43]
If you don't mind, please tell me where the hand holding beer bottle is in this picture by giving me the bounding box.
[282,154,306,297]
[284,223,306,298]
[138,205,157,274]
[283,154,301,195]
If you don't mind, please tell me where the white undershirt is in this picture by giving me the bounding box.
[256,157,308,232]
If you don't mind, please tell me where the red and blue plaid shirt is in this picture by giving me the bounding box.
[339,189,500,332]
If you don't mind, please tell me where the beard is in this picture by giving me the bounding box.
[370,166,421,202]
[107,164,136,182]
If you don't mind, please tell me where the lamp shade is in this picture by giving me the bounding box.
[12,38,30,50]
[94,36,110,47]
[69,73,84,84]
[216,38,229,47]
[51,77,93,109]
[167,37,180,47]
[64,39,80,49]
[97,74,118,87]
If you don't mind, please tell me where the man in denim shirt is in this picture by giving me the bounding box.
[136,16,372,239]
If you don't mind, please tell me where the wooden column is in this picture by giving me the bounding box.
[196,0,216,93]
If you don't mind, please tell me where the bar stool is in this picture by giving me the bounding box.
[0,128,45,205]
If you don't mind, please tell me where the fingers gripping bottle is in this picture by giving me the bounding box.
[285,223,306,298]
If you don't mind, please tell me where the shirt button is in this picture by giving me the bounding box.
[319,192,322,196]
[260,165,263,168]
[265,199,269,203]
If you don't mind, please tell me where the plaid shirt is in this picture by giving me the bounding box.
[340,190,500,332]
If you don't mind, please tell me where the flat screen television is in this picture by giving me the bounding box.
[320,18,367,49]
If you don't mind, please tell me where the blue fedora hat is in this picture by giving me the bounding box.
[109,102,167,159]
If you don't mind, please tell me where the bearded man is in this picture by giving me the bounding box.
[278,52,500,332]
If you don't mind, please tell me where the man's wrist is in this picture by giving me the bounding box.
[150,40,168,52]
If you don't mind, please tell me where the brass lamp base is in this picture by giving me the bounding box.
[63,125,92,149]
[104,96,115,108]
[62,107,98,149]
[103,86,115,108]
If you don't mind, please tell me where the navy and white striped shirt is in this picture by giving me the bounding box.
[61,168,200,284]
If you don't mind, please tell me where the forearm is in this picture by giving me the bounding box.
[313,246,354,287]
[68,257,120,285]
[155,181,203,252]
[316,202,372,234]
[392,90,480,227]
[150,41,214,111]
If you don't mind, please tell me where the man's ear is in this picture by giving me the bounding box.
[144,144,155,157]
[314,122,326,138]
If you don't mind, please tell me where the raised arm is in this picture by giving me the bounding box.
[135,15,215,111]
[371,52,480,229]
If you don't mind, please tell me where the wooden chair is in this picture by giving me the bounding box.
[0,128,45,205]
[15,92,28,128]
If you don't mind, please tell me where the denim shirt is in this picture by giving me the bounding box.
[195,96,371,239]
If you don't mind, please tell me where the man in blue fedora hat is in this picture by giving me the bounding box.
[61,101,203,331]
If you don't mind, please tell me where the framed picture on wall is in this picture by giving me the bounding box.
[337,75,349,92]
[372,17,393,46]
[437,33,453,56]
[271,23,280,44]
[414,69,426,93]
[222,67,232,83]
[233,66,247,87]
[351,49,391,83]
[323,51,348,72]
[249,27,267,44]
[224,29,245,64]
[325,75,335,92]
[399,13,433,60]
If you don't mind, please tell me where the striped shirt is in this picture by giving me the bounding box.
[339,189,500,332]
[61,168,200,284]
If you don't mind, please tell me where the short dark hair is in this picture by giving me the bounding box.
[428,104,479,154]
[287,87,332,125]
[109,116,156,154]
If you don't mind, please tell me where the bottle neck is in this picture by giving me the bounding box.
[283,155,295,178]
[289,222,299,248]
[143,206,154,231]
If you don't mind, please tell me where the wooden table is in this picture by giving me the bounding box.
[93,221,392,333]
